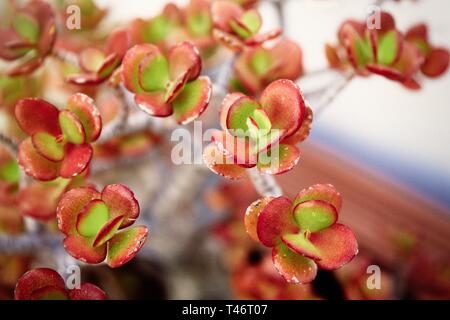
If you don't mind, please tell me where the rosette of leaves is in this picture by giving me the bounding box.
[203,79,313,180]
[66,28,132,86]
[122,42,212,124]
[244,184,358,284]
[327,11,449,89]
[15,93,102,181]
[56,0,107,30]
[56,184,148,267]
[211,0,282,51]
[404,23,450,79]
[0,0,56,76]
[15,268,106,300]
[232,39,304,95]
[130,3,182,49]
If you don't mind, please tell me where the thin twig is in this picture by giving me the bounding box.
[0,131,18,157]
[247,168,283,197]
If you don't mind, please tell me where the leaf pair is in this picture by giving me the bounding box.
[211,0,281,51]
[203,79,312,180]
[0,1,56,76]
[56,184,148,268]
[244,184,358,284]
[15,93,102,181]
[122,42,212,124]
[15,268,106,300]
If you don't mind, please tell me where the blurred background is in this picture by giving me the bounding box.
[0,0,449,300]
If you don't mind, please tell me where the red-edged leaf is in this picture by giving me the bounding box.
[19,182,64,221]
[211,0,243,33]
[7,56,44,77]
[256,196,297,247]
[106,225,149,268]
[137,50,170,92]
[234,49,262,94]
[93,215,125,247]
[219,93,246,131]
[0,30,25,60]
[58,110,86,145]
[31,132,64,162]
[67,93,102,143]
[168,41,202,81]
[267,39,303,81]
[309,223,358,270]
[260,79,305,139]
[101,184,140,229]
[244,197,274,242]
[226,96,260,133]
[164,71,190,104]
[18,138,59,181]
[15,98,61,136]
[68,283,107,300]
[64,234,107,264]
[293,200,338,232]
[65,73,103,86]
[245,28,282,46]
[211,129,257,167]
[134,92,173,117]
[14,268,65,300]
[405,23,428,43]
[30,286,68,300]
[212,29,244,52]
[281,231,321,260]
[80,48,106,73]
[421,48,449,78]
[281,106,313,145]
[294,184,342,211]
[76,199,109,237]
[57,187,101,235]
[203,143,247,180]
[172,76,212,124]
[60,144,93,179]
[256,144,300,175]
[272,243,317,284]
[105,28,132,59]
[122,44,161,93]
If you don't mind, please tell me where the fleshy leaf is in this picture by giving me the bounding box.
[226,96,260,135]
[244,197,274,242]
[67,93,102,143]
[14,268,65,300]
[59,143,93,179]
[101,184,140,229]
[377,30,403,65]
[256,196,297,247]
[18,138,59,181]
[281,232,321,260]
[64,234,107,264]
[13,14,39,44]
[293,184,342,211]
[135,92,173,117]
[421,48,450,78]
[256,144,300,175]
[260,79,305,138]
[80,48,106,72]
[57,187,101,235]
[32,132,64,162]
[59,110,86,145]
[68,283,107,300]
[138,52,170,92]
[219,93,246,131]
[30,286,68,300]
[211,129,257,167]
[272,243,317,284]
[202,143,247,180]
[106,225,148,268]
[281,105,313,145]
[93,215,125,247]
[76,200,109,237]
[309,223,358,270]
[172,76,212,124]
[168,41,202,81]
[122,44,160,93]
[293,200,338,232]
[15,98,61,136]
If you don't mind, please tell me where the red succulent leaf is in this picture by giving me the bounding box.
[405,23,428,43]
[338,19,365,44]
[421,48,450,78]
[309,223,358,270]
[105,28,132,59]
[257,144,300,175]
[202,143,247,180]
[272,243,317,284]
[68,283,107,300]
[80,48,106,73]
[245,28,282,46]
[18,138,59,181]
[212,0,243,34]
[211,129,257,167]
[31,132,64,162]
[267,39,303,81]
[93,215,125,247]
[106,225,149,268]
[19,182,63,220]
[135,92,173,117]
[30,286,68,300]
[168,41,202,81]
[57,187,101,235]
[60,143,93,179]
[281,106,313,145]
[293,200,338,233]
[63,234,107,264]
[244,197,274,242]
[67,93,102,143]
[15,98,61,137]
[294,183,342,211]
[0,30,25,60]
[212,29,244,51]
[7,56,44,77]
[260,79,305,139]
[256,196,298,247]
[14,268,65,300]
[219,92,246,131]
[101,184,140,229]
